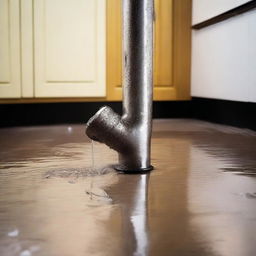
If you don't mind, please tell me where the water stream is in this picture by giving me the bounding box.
[91,139,95,171]
[90,140,95,200]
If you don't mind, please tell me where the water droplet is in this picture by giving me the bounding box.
[20,250,31,256]
[29,245,40,253]
[8,228,19,237]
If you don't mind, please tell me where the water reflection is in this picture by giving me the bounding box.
[0,121,256,256]
[188,145,256,256]
[0,138,121,256]
[130,175,149,256]
[106,173,150,256]
[0,127,151,256]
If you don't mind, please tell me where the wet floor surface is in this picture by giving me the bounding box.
[0,119,256,256]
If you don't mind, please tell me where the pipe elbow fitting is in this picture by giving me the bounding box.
[85,106,153,173]
[86,106,132,153]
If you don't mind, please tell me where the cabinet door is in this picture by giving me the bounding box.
[34,0,106,97]
[107,0,191,101]
[0,0,21,98]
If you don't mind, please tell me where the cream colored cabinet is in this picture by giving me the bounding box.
[0,0,191,102]
[0,0,21,98]
[0,0,106,99]
[34,0,106,97]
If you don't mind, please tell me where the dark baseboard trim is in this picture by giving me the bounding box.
[0,101,192,128]
[0,98,255,131]
[191,97,256,131]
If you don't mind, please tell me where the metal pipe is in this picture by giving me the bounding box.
[85,0,154,173]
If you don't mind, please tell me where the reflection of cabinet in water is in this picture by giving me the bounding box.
[0,0,191,101]
[107,0,192,101]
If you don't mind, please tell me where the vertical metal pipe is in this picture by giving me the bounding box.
[122,0,153,123]
[85,0,154,173]
[120,0,154,171]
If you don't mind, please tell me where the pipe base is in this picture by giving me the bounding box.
[114,165,153,174]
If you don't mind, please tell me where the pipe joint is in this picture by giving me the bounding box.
[86,106,133,153]
[85,0,154,173]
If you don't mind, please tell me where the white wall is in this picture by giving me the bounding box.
[191,0,256,103]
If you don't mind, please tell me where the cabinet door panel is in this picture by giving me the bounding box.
[0,0,21,98]
[34,0,106,97]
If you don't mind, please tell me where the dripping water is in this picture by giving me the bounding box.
[90,140,95,200]
[91,139,95,171]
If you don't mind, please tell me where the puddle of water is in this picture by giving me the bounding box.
[0,137,120,256]
[0,121,256,256]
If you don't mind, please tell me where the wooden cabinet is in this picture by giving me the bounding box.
[107,0,191,101]
[0,0,21,98]
[0,0,191,102]
[0,0,106,99]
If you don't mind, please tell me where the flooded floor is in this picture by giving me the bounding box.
[0,119,256,256]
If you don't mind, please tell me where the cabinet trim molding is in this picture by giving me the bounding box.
[21,0,34,97]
